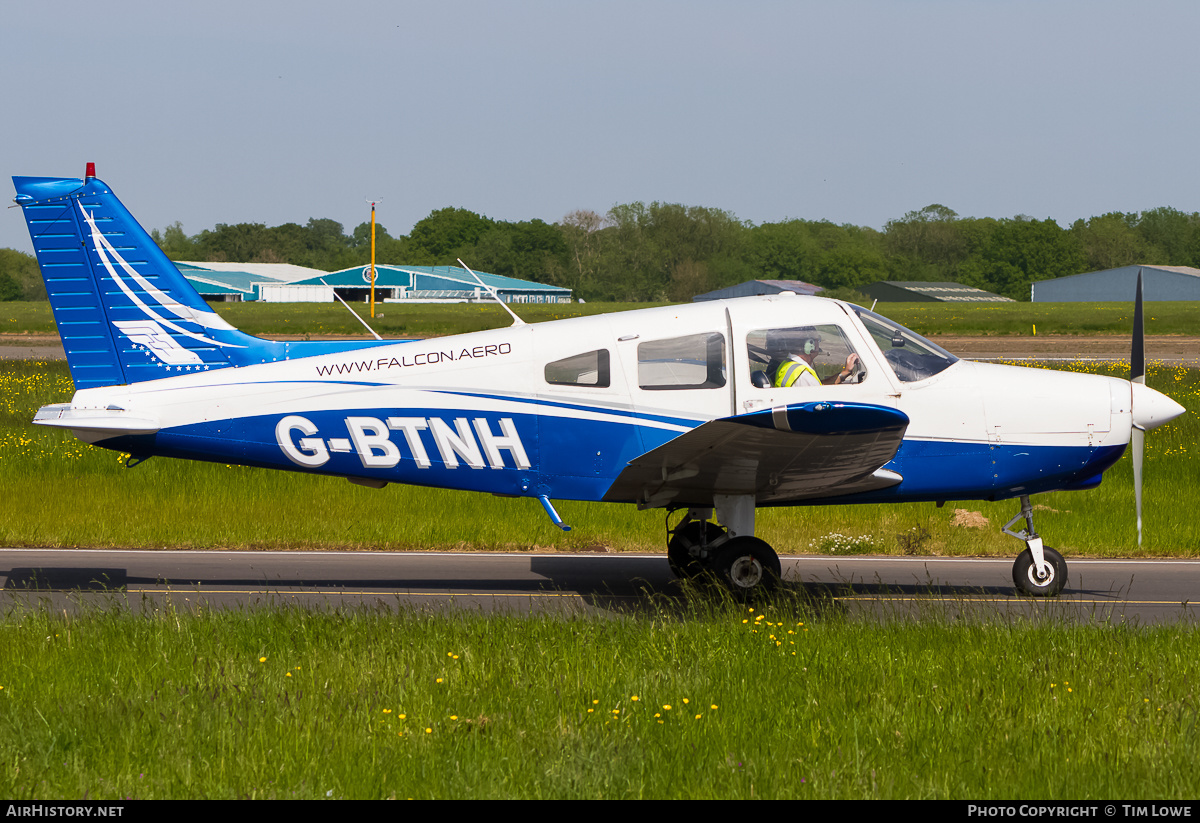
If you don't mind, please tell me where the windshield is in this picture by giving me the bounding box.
[852,306,958,383]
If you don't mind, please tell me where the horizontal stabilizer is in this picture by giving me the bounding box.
[33,403,160,443]
[604,401,908,507]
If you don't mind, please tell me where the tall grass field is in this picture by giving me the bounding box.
[2,599,1200,799]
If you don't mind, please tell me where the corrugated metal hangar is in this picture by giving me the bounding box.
[693,279,823,302]
[176,262,572,304]
[861,281,1014,303]
[1031,265,1200,302]
[175,262,315,302]
[283,265,572,304]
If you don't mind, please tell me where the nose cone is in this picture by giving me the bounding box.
[1131,382,1186,431]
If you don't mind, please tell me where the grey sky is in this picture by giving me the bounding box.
[4,1,1199,255]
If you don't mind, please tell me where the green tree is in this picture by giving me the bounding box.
[746,220,819,283]
[261,223,311,265]
[978,217,1085,300]
[1069,212,1149,271]
[150,222,197,260]
[598,201,748,300]
[408,208,495,261]
[1135,207,1200,265]
[467,219,568,284]
[0,248,45,300]
[193,222,270,263]
[0,270,21,301]
[814,239,888,290]
[350,222,408,266]
[884,204,969,281]
[558,209,608,294]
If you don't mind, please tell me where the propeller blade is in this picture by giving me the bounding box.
[1132,426,1144,546]
[1131,268,1145,385]
[1132,268,1145,546]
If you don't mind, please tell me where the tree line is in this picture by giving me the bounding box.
[4,203,1200,302]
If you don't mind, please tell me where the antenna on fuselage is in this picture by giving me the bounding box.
[320,278,383,341]
[457,258,525,327]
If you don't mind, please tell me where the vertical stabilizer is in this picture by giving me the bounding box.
[15,170,272,389]
[14,168,401,390]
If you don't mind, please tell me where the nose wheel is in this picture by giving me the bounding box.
[1012,545,1067,597]
[1004,495,1068,597]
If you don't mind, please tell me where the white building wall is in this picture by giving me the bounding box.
[258,285,335,303]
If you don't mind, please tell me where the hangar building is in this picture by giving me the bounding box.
[1031,265,1200,302]
[281,265,572,304]
[861,281,1014,303]
[177,262,571,304]
[176,262,326,302]
[693,279,822,302]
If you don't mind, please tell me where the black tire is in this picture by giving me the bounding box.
[1012,546,1067,597]
[668,521,725,579]
[711,537,782,593]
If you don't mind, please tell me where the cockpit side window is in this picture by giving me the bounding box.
[853,307,958,383]
[747,325,865,388]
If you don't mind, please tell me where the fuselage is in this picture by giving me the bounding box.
[47,294,1140,507]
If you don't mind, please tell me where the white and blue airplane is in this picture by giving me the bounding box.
[13,165,1186,596]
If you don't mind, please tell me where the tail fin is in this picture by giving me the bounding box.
[12,169,276,388]
[13,168,351,389]
[14,167,399,389]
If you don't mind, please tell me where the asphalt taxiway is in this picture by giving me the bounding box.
[1,548,1196,623]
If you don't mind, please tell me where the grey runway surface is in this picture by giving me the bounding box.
[1,548,1197,623]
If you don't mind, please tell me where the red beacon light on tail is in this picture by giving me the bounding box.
[85,162,96,179]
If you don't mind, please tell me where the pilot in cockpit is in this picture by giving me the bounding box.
[760,328,860,388]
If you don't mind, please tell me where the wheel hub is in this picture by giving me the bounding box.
[1026,565,1053,587]
[729,556,763,589]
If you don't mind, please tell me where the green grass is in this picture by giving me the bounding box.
[2,358,1198,556]
[3,300,1197,339]
[2,600,1198,799]
[0,301,667,340]
[881,301,1200,338]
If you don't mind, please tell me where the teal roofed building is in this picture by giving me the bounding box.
[177,262,572,304]
[176,262,330,302]
[277,265,572,304]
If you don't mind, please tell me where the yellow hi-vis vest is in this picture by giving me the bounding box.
[774,359,819,388]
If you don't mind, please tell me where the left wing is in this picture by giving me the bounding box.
[604,401,909,507]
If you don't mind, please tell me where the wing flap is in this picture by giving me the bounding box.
[603,401,908,507]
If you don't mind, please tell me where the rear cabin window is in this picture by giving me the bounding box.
[545,349,611,387]
[638,332,726,390]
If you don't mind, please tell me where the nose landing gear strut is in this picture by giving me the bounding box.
[1004,495,1067,597]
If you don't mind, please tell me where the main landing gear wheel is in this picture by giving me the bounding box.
[711,537,782,594]
[668,521,725,579]
[1012,546,1067,597]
